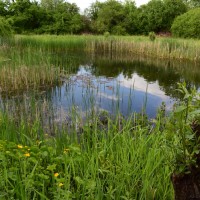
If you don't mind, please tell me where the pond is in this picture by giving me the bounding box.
[1,50,200,130]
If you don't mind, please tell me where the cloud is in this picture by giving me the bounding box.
[117,73,169,101]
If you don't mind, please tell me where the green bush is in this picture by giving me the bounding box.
[111,25,127,35]
[149,31,156,41]
[104,31,110,38]
[0,17,12,37]
[171,8,200,39]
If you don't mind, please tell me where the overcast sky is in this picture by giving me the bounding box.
[67,0,150,12]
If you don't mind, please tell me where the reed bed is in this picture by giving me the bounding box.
[12,35,89,53]
[0,43,72,95]
[89,37,200,62]
[0,65,63,96]
[10,35,200,62]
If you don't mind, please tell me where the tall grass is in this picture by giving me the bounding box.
[0,65,62,96]
[10,35,200,62]
[0,110,174,199]
[89,36,200,61]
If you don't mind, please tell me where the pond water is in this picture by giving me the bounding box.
[1,52,200,127]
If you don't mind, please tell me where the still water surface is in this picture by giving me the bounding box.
[1,53,200,125]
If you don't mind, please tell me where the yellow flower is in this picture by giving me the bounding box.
[18,145,23,149]
[64,148,70,153]
[58,183,64,187]
[24,153,30,157]
[54,173,59,177]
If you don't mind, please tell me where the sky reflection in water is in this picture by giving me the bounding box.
[2,54,200,126]
[51,66,175,119]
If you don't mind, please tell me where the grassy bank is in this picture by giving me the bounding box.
[0,111,174,199]
[10,35,200,62]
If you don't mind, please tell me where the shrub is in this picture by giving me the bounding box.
[111,25,127,35]
[171,8,200,39]
[0,17,13,37]
[149,31,156,41]
[104,31,110,38]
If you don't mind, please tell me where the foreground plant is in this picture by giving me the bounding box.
[0,112,173,199]
[167,82,200,199]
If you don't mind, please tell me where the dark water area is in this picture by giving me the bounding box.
[1,52,200,126]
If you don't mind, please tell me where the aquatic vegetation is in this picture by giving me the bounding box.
[0,65,63,96]
[8,35,200,61]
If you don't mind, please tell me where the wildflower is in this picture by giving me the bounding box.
[58,183,64,187]
[54,173,59,177]
[64,148,70,153]
[24,153,30,157]
[18,145,23,149]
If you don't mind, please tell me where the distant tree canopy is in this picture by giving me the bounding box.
[184,0,200,7]
[86,0,187,35]
[0,0,83,34]
[171,8,200,39]
[0,0,198,38]
[135,0,187,34]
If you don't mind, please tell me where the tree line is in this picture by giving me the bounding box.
[0,0,199,37]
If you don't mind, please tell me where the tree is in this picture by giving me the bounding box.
[135,0,187,34]
[51,2,82,34]
[162,0,187,31]
[123,0,138,34]
[0,0,8,16]
[184,0,200,7]
[88,0,126,35]
[136,1,165,34]
[0,16,12,37]
[40,0,64,11]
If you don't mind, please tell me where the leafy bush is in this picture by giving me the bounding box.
[111,25,127,35]
[171,8,200,39]
[0,17,12,37]
[104,31,110,38]
[166,82,200,173]
[149,31,156,41]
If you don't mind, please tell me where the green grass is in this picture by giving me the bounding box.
[10,35,200,62]
[0,112,174,199]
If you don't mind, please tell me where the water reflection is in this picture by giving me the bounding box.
[49,66,174,119]
[1,52,200,128]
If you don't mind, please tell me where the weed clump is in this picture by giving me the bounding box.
[149,31,156,41]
